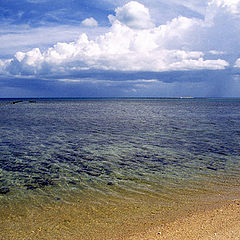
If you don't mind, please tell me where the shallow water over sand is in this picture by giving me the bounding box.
[0,99,240,239]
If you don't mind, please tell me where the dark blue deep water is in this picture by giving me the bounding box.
[0,99,240,202]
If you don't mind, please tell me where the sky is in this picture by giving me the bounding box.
[0,0,240,97]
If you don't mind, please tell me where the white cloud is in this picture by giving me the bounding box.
[0,0,236,77]
[81,17,98,27]
[234,58,240,67]
[108,1,155,29]
[15,48,43,66]
[168,57,228,70]
[201,0,240,56]
[205,0,240,25]
[0,24,108,58]
[208,50,225,55]
[102,0,208,23]
[208,0,240,15]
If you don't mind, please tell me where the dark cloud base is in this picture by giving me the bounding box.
[54,69,230,82]
[0,69,239,98]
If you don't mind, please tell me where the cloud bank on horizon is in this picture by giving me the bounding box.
[0,0,240,97]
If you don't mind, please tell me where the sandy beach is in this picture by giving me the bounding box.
[1,192,240,240]
[131,199,240,240]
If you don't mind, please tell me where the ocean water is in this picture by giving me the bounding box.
[0,98,240,238]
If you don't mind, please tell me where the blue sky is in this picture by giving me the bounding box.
[0,0,240,97]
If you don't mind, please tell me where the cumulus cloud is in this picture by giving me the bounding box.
[0,24,108,57]
[1,0,238,77]
[3,25,228,75]
[234,58,240,67]
[81,17,98,27]
[108,1,155,29]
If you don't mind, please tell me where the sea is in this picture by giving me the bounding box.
[0,98,240,239]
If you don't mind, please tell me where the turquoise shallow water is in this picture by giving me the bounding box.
[0,99,240,204]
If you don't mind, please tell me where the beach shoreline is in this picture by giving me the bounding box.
[1,190,240,240]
